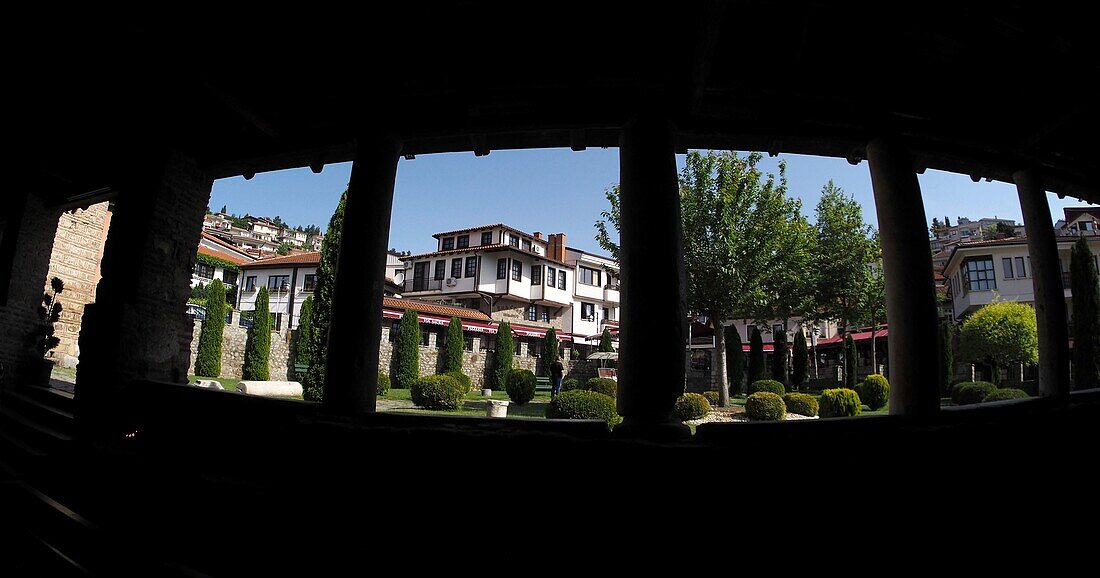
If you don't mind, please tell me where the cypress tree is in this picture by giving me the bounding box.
[445,316,464,373]
[243,287,271,381]
[296,296,314,382]
[844,333,858,389]
[772,330,789,386]
[1071,237,1100,390]
[303,189,347,401]
[194,278,227,378]
[747,326,765,385]
[725,325,744,396]
[494,321,514,390]
[541,327,560,376]
[792,327,808,390]
[599,327,614,352]
[939,321,953,396]
[393,309,421,389]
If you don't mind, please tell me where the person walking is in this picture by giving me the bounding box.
[550,357,565,399]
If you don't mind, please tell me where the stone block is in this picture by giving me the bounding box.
[238,380,302,397]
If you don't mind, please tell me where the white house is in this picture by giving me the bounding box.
[192,232,255,306]
[237,252,321,330]
[563,246,620,347]
[1055,206,1100,237]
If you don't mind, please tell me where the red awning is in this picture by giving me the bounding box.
[742,344,775,353]
[816,327,889,347]
[383,308,573,340]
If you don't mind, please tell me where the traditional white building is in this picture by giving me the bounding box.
[1055,206,1100,238]
[192,232,255,306]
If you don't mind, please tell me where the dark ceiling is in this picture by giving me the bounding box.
[12,2,1099,206]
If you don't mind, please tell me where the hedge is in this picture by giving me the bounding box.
[819,388,861,418]
[745,392,786,421]
[983,388,1030,402]
[585,377,618,398]
[748,379,785,396]
[951,381,997,406]
[410,374,466,410]
[782,393,818,417]
[444,370,471,393]
[546,390,621,427]
[506,368,536,405]
[561,377,581,392]
[377,372,391,397]
[674,393,711,421]
[702,391,720,406]
[860,374,890,411]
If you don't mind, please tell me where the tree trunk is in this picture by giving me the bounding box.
[713,318,729,407]
[870,326,877,373]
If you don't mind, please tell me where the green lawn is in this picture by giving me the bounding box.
[381,387,553,419]
[188,375,242,392]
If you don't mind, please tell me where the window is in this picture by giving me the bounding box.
[303,274,317,291]
[511,260,522,281]
[772,324,784,336]
[1015,257,1026,278]
[222,270,238,286]
[465,256,477,278]
[388,320,400,342]
[481,231,493,245]
[442,237,455,250]
[527,305,537,321]
[421,329,431,347]
[522,240,531,252]
[546,266,556,286]
[581,302,595,321]
[435,329,445,349]
[194,262,214,279]
[1002,258,1014,279]
[579,266,601,286]
[531,265,542,285]
[464,335,474,351]
[509,235,520,248]
[541,308,550,323]
[433,260,446,280]
[451,258,462,279]
[603,307,609,321]
[268,275,290,292]
[457,235,469,248]
[481,335,495,351]
[245,276,257,291]
[963,256,996,292]
[558,270,566,290]
[497,258,507,279]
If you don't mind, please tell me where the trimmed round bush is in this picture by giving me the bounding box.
[410,374,466,410]
[377,372,391,397]
[749,379,785,396]
[506,368,537,405]
[674,393,711,421]
[702,391,720,406]
[952,381,997,406]
[444,370,471,392]
[745,392,786,421]
[819,388,862,418]
[585,377,618,398]
[546,390,621,427]
[983,388,1030,402]
[782,393,818,417]
[561,377,581,392]
[860,374,890,411]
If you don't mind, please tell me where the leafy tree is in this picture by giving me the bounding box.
[945,216,952,227]
[930,217,942,236]
[296,296,314,370]
[593,185,621,266]
[857,240,887,371]
[810,181,876,331]
[792,326,808,390]
[959,301,1038,385]
[243,287,271,380]
[194,279,227,377]
[541,327,560,376]
[599,327,614,352]
[445,316,464,373]
[276,241,293,256]
[939,321,954,395]
[725,325,744,396]
[303,189,347,401]
[1070,237,1100,390]
[771,329,788,386]
[493,321,514,389]
[393,309,421,389]
[747,326,765,385]
[844,334,858,389]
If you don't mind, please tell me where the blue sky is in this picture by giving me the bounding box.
[209,148,1095,255]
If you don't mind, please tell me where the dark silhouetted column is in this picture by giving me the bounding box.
[866,138,939,417]
[1015,169,1069,399]
[616,116,687,428]
[323,135,401,414]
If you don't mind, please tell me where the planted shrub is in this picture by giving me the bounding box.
[546,390,621,427]
[444,370,471,392]
[748,379,785,396]
[819,388,862,418]
[194,278,227,378]
[561,377,581,391]
[506,368,536,405]
[494,321,514,389]
[410,374,466,410]
[702,391,720,406]
[951,381,997,406]
[860,374,890,411]
[983,388,1030,402]
[377,372,391,396]
[782,393,819,417]
[444,316,464,373]
[674,393,711,421]
[585,377,618,398]
[745,392,786,421]
[242,286,271,381]
[393,309,421,389]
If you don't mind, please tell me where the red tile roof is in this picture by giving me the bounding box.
[198,245,251,266]
[200,231,255,262]
[382,297,491,321]
[243,252,322,268]
[431,223,536,240]
[401,244,567,265]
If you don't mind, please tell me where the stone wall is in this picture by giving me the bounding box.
[187,312,293,380]
[490,298,564,330]
[45,202,111,364]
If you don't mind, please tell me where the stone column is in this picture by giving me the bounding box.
[322,135,401,414]
[75,152,212,434]
[866,138,939,417]
[617,116,687,427]
[1015,169,1069,399]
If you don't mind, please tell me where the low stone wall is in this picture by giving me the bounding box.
[188,312,293,380]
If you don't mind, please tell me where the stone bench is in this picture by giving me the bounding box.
[237,381,303,398]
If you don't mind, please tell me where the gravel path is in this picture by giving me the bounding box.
[685,405,818,425]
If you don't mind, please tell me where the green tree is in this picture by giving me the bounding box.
[939,321,954,395]
[844,334,858,389]
[219,204,227,214]
[593,185,621,266]
[303,189,347,401]
[1070,237,1100,390]
[599,327,614,352]
[725,325,744,395]
[747,326,765,385]
[680,151,804,407]
[771,329,788,386]
[493,321,514,389]
[541,327,560,376]
[243,287,271,381]
[959,301,1038,385]
[276,241,293,256]
[810,181,877,331]
[393,309,421,389]
[792,326,808,390]
[296,296,314,380]
[194,279,227,378]
[445,316,464,373]
[856,240,887,371]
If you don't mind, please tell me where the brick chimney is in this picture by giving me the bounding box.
[547,233,567,262]
[533,232,542,240]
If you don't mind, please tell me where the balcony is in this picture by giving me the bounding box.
[405,278,443,292]
[603,284,620,302]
